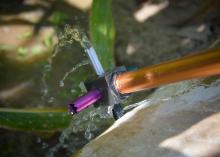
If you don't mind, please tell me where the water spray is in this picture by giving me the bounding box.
[67,26,220,120]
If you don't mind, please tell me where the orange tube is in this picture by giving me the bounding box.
[115,49,220,94]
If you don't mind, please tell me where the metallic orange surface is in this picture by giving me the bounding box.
[115,49,220,94]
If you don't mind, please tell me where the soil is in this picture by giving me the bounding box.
[113,0,220,67]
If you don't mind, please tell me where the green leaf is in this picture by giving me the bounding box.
[32,46,43,55]
[17,47,28,57]
[43,35,53,48]
[19,31,33,39]
[51,11,68,25]
[0,108,71,132]
[0,44,13,51]
[89,0,115,70]
[0,0,116,134]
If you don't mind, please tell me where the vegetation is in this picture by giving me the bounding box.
[0,0,115,133]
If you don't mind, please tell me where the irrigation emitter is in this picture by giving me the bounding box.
[68,45,220,120]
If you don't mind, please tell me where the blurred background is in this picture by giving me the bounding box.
[0,0,220,157]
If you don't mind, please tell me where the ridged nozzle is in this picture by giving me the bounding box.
[68,89,102,114]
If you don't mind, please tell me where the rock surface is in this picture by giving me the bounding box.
[74,77,220,157]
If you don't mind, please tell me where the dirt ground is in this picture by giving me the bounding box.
[113,0,220,67]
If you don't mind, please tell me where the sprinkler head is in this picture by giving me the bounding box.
[68,67,130,120]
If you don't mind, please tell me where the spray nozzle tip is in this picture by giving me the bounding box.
[68,89,102,114]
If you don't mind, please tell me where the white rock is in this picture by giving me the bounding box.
[74,78,220,157]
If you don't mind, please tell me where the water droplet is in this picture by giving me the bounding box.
[70,89,76,93]
[79,81,87,93]
[37,137,42,143]
[48,97,55,103]
[42,142,49,149]
[59,81,64,87]
[84,128,93,140]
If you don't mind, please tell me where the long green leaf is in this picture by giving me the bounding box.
[89,0,115,70]
[0,108,71,132]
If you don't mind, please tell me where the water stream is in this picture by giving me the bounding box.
[59,60,89,88]
[40,25,113,157]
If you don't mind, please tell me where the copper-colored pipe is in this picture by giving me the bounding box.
[115,49,220,94]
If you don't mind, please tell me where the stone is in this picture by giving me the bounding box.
[74,77,220,157]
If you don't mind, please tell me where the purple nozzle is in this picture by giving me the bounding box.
[68,89,102,114]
